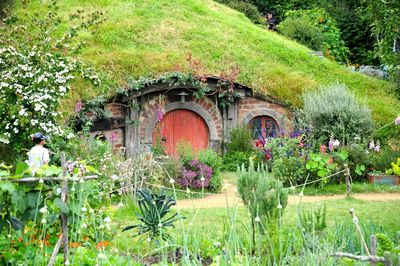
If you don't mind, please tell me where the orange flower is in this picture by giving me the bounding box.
[96,241,112,249]
[70,242,81,248]
[327,157,334,164]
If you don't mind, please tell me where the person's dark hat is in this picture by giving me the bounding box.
[32,132,48,140]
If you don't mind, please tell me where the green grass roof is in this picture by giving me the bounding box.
[16,0,399,125]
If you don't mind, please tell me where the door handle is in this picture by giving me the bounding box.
[161,137,167,142]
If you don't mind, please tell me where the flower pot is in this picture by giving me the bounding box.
[367,173,399,186]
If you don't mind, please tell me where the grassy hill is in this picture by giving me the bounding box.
[14,0,400,126]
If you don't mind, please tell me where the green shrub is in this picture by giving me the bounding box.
[371,147,400,173]
[277,17,324,50]
[216,0,262,23]
[222,151,253,172]
[176,140,194,165]
[237,160,288,244]
[298,84,374,145]
[226,125,254,153]
[300,205,327,233]
[265,138,308,186]
[198,149,223,192]
[285,8,350,63]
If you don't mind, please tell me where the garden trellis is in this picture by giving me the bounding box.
[7,152,98,266]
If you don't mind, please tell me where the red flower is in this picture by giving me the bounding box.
[320,145,327,155]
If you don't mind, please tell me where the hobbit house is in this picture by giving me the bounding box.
[90,75,294,156]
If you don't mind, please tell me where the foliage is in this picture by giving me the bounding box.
[176,140,195,165]
[222,151,254,172]
[387,158,400,176]
[226,125,254,153]
[216,0,262,23]
[277,16,324,50]
[298,84,374,145]
[237,160,288,237]
[300,204,327,233]
[285,9,349,63]
[362,0,400,98]
[122,189,179,241]
[264,137,308,186]
[177,160,213,190]
[198,149,223,192]
[370,147,400,173]
[0,2,102,155]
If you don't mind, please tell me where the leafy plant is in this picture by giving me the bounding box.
[222,151,254,171]
[277,16,325,50]
[226,125,254,153]
[198,149,223,192]
[300,205,327,233]
[122,189,179,241]
[237,160,288,244]
[216,0,262,23]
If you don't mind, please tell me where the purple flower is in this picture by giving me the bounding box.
[156,107,164,122]
[74,101,83,113]
[395,116,400,126]
[176,160,213,189]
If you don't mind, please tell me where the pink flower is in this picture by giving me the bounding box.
[111,131,117,142]
[74,101,83,113]
[395,116,400,126]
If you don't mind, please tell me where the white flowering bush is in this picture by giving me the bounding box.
[0,3,103,154]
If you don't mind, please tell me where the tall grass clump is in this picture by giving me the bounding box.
[237,160,288,246]
[298,84,374,145]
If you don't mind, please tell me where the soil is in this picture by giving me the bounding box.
[135,248,212,266]
[176,182,400,209]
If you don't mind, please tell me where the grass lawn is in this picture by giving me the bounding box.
[221,171,400,195]
[110,197,400,263]
[13,0,400,130]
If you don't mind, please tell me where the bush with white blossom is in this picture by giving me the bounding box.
[0,3,102,154]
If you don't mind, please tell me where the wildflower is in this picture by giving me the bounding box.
[254,216,261,222]
[74,101,83,113]
[395,116,400,126]
[147,237,151,242]
[7,234,11,238]
[41,218,46,224]
[81,223,88,229]
[319,145,327,154]
[71,186,76,192]
[156,106,165,122]
[79,178,84,184]
[369,140,375,150]
[299,192,304,197]
[39,179,44,184]
[65,261,70,266]
[89,208,95,214]
[158,223,163,227]
[104,217,111,223]
[111,131,117,142]
[117,202,124,208]
[66,133,74,139]
[81,207,87,212]
[200,176,205,182]
[186,187,191,194]
[98,253,107,259]
[55,188,62,195]
[169,178,175,184]
[290,185,296,191]
[39,206,48,214]
[277,204,282,209]
[110,174,119,181]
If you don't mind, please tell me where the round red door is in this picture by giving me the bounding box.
[152,109,209,156]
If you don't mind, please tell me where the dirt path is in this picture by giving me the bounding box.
[177,182,400,209]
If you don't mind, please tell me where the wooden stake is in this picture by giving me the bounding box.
[370,235,377,266]
[349,208,370,256]
[47,234,63,266]
[60,152,69,264]
[344,164,351,197]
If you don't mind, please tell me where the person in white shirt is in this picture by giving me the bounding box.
[28,132,50,170]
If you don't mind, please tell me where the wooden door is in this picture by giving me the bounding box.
[152,109,209,156]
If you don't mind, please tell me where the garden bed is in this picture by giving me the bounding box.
[367,173,399,186]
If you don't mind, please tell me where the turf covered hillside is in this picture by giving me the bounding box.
[15,0,399,125]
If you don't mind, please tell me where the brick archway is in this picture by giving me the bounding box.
[241,109,286,136]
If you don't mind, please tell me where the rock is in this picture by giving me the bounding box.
[358,66,385,79]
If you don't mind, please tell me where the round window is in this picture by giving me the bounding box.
[248,116,279,139]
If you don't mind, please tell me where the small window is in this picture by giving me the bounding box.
[249,116,279,139]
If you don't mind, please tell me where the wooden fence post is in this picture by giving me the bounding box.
[60,152,69,264]
[344,164,351,197]
[370,235,377,266]
[384,252,392,266]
